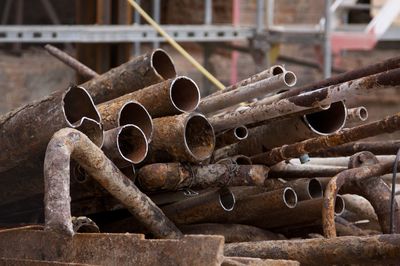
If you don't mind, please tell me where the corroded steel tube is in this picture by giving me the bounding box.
[229,155,252,165]
[263,178,323,201]
[44,128,182,238]
[97,100,153,141]
[210,67,400,132]
[44,44,99,80]
[212,144,240,163]
[137,163,269,191]
[205,65,285,99]
[237,102,346,156]
[322,155,400,238]
[102,124,148,167]
[0,85,103,173]
[251,112,400,165]
[271,55,400,101]
[199,72,296,114]
[97,76,200,119]
[346,106,368,123]
[310,140,400,157]
[147,113,215,163]
[81,49,176,103]
[224,234,400,265]
[163,187,297,225]
[215,126,248,149]
[179,223,286,243]
[250,196,344,230]
[268,162,346,178]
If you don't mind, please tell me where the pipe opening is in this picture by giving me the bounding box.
[119,101,153,141]
[271,65,285,76]
[233,155,252,165]
[283,71,297,87]
[63,86,101,126]
[335,195,345,215]
[219,188,235,211]
[234,126,248,140]
[308,178,323,199]
[283,187,297,208]
[151,49,177,80]
[170,77,200,112]
[185,114,215,161]
[304,101,347,135]
[117,125,148,164]
[358,107,368,121]
[75,118,104,147]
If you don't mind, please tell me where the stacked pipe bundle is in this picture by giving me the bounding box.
[3,46,400,264]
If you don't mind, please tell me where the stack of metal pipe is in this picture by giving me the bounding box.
[2,46,400,264]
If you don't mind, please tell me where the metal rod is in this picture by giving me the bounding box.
[251,111,400,165]
[204,0,213,25]
[152,0,160,49]
[268,162,346,178]
[224,234,400,265]
[137,163,269,191]
[256,0,265,33]
[324,0,332,78]
[44,128,182,239]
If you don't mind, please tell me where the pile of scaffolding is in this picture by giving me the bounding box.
[1,46,400,265]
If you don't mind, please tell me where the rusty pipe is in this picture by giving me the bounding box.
[237,102,347,156]
[97,76,200,119]
[199,72,296,114]
[102,124,148,167]
[147,113,215,163]
[310,140,400,157]
[229,155,252,165]
[0,85,103,173]
[263,178,323,201]
[97,100,153,141]
[209,67,400,132]
[44,128,182,238]
[137,163,269,191]
[81,49,176,104]
[250,195,344,230]
[44,44,99,80]
[268,162,346,178]
[211,144,240,163]
[251,112,400,165]
[347,106,368,123]
[215,126,248,149]
[224,234,400,265]
[205,65,285,99]
[322,154,400,238]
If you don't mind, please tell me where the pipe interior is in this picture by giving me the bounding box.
[234,126,249,140]
[335,195,346,215]
[272,65,285,76]
[63,86,101,125]
[283,187,297,208]
[119,102,153,141]
[308,179,323,199]
[304,101,347,135]
[233,156,252,165]
[120,165,136,181]
[358,107,368,121]
[76,118,104,147]
[171,77,200,112]
[151,50,177,80]
[118,125,148,164]
[185,115,215,160]
[283,71,297,87]
[219,189,235,211]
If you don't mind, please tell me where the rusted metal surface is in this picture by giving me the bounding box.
[199,72,296,114]
[179,223,286,243]
[212,144,240,163]
[97,76,200,119]
[224,234,400,265]
[346,106,368,123]
[341,194,378,223]
[44,128,182,238]
[0,85,102,173]
[322,152,400,238]
[205,65,285,99]
[263,178,323,201]
[147,113,215,163]
[137,163,269,191]
[310,140,400,157]
[97,100,153,140]
[0,230,224,265]
[45,44,99,80]
[335,216,371,237]
[209,67,400,132]
[268,161,346,178]
[102,125,148,167]
[222,257,300,266]
[252,112,400,165]
[215,126,248,149]
[81,49,176,104]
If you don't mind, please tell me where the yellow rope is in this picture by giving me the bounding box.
[127,0,225,90]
